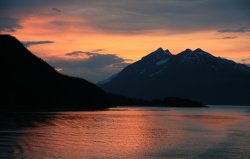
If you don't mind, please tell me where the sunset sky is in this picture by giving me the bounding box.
[1,0,250,82]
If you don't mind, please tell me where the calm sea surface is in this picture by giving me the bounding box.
[0,106,250,159]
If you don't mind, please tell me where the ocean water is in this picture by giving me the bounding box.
[0,106,250,159]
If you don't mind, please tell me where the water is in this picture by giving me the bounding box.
[1,106,250,159]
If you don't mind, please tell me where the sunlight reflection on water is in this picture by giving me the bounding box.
[0,106,250,159]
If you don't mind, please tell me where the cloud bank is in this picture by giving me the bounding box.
[47,51,130,82]
[241,57,250,63]
[22,41,55,47]
[0,16,22,32]
[1,0,250,34]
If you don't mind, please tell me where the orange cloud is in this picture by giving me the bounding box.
[1,11,249,78]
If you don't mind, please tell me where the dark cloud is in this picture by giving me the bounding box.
[74,0,250,34]
[91,49,105,53]
[0,16,22,32]
[1,0,250,34]
[78,54,127,68]
[65,51,96,57]
[22,41,55,47]
[218,27,250,33]
[63,51,128,68]
[47,51,131,82]
[241,57,250,62]
[221,36,238,39]
[65,50,106,57]
[52,7,61,12]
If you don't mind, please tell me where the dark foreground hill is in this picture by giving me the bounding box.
[1,35,114,111]
[1,35,205,111]
[99,48,250,105]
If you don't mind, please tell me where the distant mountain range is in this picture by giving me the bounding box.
[1,35,204,111]
[99,48,250,105]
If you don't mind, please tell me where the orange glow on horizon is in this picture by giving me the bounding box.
[2,14,250,64]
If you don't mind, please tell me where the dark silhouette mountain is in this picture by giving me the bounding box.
[1,35,205,111]
[99,48,250,105]
[1,34,114,111]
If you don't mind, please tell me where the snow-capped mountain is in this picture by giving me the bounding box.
[99,48,250,105]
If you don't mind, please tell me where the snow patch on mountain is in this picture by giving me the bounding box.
[156,59,169,65]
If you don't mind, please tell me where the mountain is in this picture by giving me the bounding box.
[1,34,115,111]
[1,35,205,111]
[99,48,250,105]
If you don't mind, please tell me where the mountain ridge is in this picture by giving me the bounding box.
[1,35,205,111]
[99,48,250,105]
[1,34,112,110]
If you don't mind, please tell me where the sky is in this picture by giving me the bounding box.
[1,0,250,82]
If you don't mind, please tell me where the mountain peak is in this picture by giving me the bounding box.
[134,48,173,66]
[0,34,14,38]
[180,49,193,55]
[184,48,192,52]
[193,48,212,56]
[178,48,213,57]
[164,49,172,56]
[155,47,164,52]
[141,48,171,61]
[150,47,172,56]
[1,34,20,44]
[194,48,204,52]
